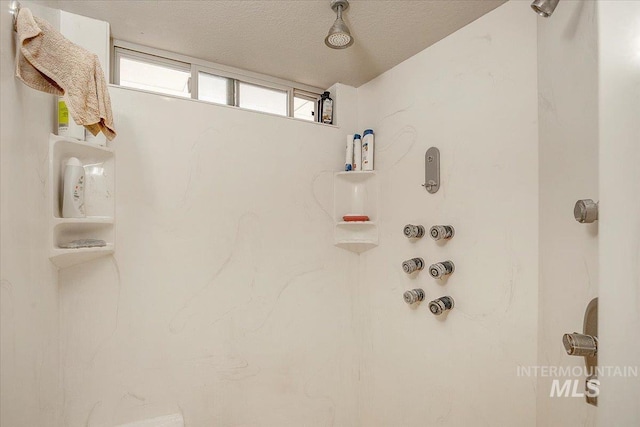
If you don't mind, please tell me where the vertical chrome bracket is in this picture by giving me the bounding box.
[423,147,440,194]
[10,1,21,31]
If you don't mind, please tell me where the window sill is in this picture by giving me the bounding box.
[108,84,339,128]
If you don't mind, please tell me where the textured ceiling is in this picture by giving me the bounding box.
[34,0,506,89]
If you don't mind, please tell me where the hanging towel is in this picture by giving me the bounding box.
[15,8,116,141]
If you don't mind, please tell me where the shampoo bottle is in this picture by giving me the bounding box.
[320,91,333,124]
[345,134,354,171]
[62,157,86,218]
[362,129,374,170]
[353,134,362,171]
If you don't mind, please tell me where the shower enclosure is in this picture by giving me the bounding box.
[1,1,638,426]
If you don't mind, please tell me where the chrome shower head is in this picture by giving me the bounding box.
[325,0,354,49]
[531,0,560,18]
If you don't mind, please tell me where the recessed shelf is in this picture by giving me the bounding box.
[48,134,115,268]
[333,170,378,253]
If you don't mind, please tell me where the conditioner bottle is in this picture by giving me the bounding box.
[62,157,86,218]
[362,129,374,170]
[320,91,333,124]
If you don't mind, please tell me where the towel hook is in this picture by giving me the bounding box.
[9,0,21,32]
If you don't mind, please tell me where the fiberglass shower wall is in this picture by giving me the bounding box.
[57,85,362,426]
[537,1,599,425]
[0,2,61,426]
[355,3,539,425]
[597,1,640,425]
[538,1,640,425]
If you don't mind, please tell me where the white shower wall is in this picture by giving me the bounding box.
[0,2,61,426]
[355,3,538,425]
[537,1,598,425]
[597,1,640,425]
[58,86,361,426]
[3,1,639,426]
[55,2,541,426]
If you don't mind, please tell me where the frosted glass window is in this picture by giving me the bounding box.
[119,56,190,98]
[198,72,230,105]
[238,82,287,116]
[294,96,315,121]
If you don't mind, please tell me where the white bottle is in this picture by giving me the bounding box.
[353,134,362,171]
[362,129,374,170]
[62,157,86,218]
[345,134,354,171]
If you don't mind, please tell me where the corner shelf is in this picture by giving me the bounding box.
[50,244,115,269]
[333,171,378,253]
[48,134,115,268]
[336,221,378,226]
[52,216,114,225]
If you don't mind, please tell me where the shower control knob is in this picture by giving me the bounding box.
[429,296,454,315]
[402,258,425,274]
[574,199,598,223]
[403,288,425,305]
[429,261,455,279]
[563,333,598,357]
[403,224,425,239]
[429,225,455,241]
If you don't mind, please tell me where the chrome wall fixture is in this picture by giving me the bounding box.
[9,0,21,31]
[531,0,560,17]
[403,224,425,239]
[574,199,598,223]
[429,225,454,241]
[563,333,597,357]
[402,257,424,274]
[325,0,354,49]
[423,147,440,193]
[562,297,598,406]
[403,289,425,305]
[428,296,454,315]
[429,261,455,279]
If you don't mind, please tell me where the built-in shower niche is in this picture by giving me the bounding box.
[333,171,378,253]
[48,134,115,268]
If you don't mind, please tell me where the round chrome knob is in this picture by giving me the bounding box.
[429,296,454,315]
[563,333,598,357]
[403,288,425,305]
[402,258,424,274]
[429,261,455,279]
[404,224,425,239]
[429,225,455,241]
[574,199,598,223]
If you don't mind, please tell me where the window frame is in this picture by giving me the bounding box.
[195,69,234,105]
[195,65,292,116]
[113,40,323,120]
[113,47,193,96]
[293,89,320,122]
[236,80,290,116]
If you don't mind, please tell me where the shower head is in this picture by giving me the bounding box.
[531,0,560,18]
[325,0,354,49]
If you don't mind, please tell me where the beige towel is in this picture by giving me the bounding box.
[16,8,116,141]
